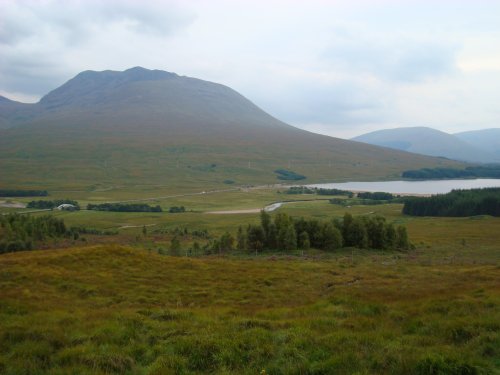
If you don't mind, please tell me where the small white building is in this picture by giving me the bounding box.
[56,204,77,211]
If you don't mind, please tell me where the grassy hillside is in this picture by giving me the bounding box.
[0,68,462,192]
[0,244,498,374]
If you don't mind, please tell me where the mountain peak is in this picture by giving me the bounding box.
[39,67,178,108]
[123,66,177,80]
[70,67,177,84]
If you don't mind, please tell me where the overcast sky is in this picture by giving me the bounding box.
[1,0,499,138]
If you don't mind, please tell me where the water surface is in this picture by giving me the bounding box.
[307,179,500,195]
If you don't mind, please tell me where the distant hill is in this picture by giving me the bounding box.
[0,96,40,130]
[455,129,500,160]
[0,68,461,190]
[352,127,498,164]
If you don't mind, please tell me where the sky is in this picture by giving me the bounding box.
[1,0,499,138]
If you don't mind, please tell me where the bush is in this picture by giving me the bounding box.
[168,206,186,213]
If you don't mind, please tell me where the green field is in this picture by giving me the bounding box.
[0,189,499,374]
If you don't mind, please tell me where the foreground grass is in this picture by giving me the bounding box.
[0,245,498,374]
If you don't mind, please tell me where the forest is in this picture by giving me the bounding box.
[402,187,500,217]
[402,165,500,179]
[207,211,409,254]
[357,192,395,200]
[87,203,162,212]
[0,214,67,253]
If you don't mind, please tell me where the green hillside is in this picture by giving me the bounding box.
[0,68,462,192]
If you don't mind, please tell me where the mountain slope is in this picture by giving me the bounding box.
[0,68,462,190]
[0,96,40,129]
[455,129,500,160]
[352,127,497,163]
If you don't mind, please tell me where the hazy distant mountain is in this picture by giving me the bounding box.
[0,68,461,189]
[0,96,40,129]
[352,127,498,163]
[455,129,500,159]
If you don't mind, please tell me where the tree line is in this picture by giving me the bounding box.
[0,190,48,197]
[204,211,409,254]
[402,165,500,179]
[0,214,67,253]
[0,214,122,253]
[168,206,186,213]
[27,199,80,210]
[403,188,500,217]
[357,192,395,200]
[87,203,162,212]
[285,186,354,197]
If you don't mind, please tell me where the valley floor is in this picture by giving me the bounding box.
[0,189,499,374]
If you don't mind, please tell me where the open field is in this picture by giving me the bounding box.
[4,191,499,254]
[0,189,499,374]
[2,188,500,256]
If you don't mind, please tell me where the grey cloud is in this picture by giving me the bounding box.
[254,81,386,126]
[0,0,195,98]
[323,35,459,83]
[0,52,69,97]
[0,0,195,46]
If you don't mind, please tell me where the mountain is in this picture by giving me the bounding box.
[0,68,462,190]
[352,127,498,164]
[0,95,40,130]
[455,129,500,160]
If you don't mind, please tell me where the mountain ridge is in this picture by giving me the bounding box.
[352,126,499,163]
[0,68,463,190]
[454,128,500,160]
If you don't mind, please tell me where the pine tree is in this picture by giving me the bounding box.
[260,210,271,247]
[396,226,409,250]
[236,226,247,251]
[321,223,342,251]
[170,236,181,256]
[219,232,235,253]
[299,231,310,251]
[346,217,368,248]
[282,224,297,251]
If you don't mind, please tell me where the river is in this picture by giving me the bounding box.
[307,179,500,195]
